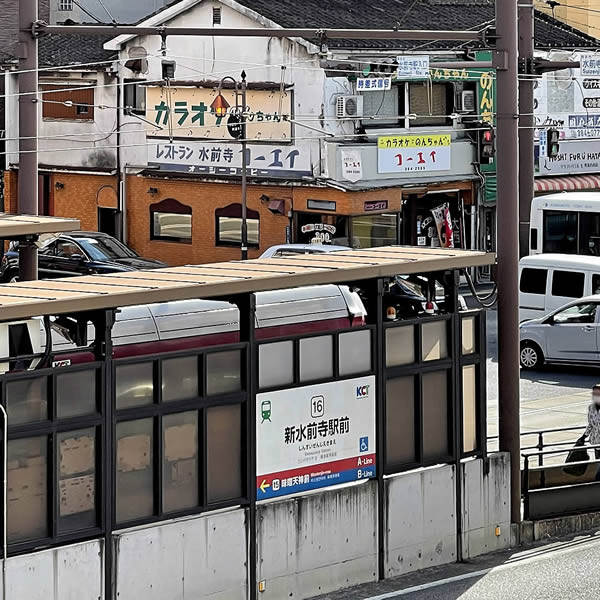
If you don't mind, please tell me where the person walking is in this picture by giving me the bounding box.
[584,384,600,462]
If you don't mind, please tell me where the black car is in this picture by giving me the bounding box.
[1,231,167,282]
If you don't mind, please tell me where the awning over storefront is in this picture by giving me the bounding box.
[535,175,600,193]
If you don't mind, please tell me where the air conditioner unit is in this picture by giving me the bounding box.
[456,90,476,113]
[336,95,364,119]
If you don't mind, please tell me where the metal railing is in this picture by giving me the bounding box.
[488,425,586,466]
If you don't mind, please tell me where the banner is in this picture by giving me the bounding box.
[256,376,376,501]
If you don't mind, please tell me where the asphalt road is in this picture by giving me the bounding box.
[314,533,600,600]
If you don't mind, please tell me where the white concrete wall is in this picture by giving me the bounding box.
[256,481,378,599]
[114,508,247,600]
[113,0,324,172]
[385,464,457,579]
[6,71,118,170]
[461,452,511,559]
[0,539,103,600]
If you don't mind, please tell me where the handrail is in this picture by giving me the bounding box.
[522,442,600,459]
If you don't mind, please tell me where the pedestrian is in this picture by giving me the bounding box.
[583,384,600,465]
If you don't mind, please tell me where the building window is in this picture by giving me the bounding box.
[409,82,452,127]
[212,6,222,25]
[58,0,73,10]
[150,198,192,243]
[124,80,146,115]
[41,85,94,121]
[215,203,260,247]
[362,85,403,127]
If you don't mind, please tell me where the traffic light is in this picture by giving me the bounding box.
[548,128,560,159]
[478,126,495,164]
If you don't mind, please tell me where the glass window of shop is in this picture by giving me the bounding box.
[295,212,399,249]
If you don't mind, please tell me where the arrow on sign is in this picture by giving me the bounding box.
[260,480,270,494]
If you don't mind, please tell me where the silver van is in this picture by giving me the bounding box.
[519,254,600,322]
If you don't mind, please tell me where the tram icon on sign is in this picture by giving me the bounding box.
[261,401,272,423]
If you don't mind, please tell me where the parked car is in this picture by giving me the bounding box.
[1,231,166,282]
[519,295,600,369]
[259,244,348,258]
[519,253,600,322]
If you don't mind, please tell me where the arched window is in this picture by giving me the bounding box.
[150,198,192,243]
[215,203,260,247]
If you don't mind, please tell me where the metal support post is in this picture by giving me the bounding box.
[518,2,535,258]
[92,310,116,600]
[240,71,248,261]
[17,0,38,281]
[496,0,522,524]
[375,278,385,580]
[234,293,257,599]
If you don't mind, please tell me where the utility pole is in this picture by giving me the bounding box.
[519,3,535,258]
[496,0,521,523]
[17,0,39,281]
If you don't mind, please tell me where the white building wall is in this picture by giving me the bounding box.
[113,0,324,172]
[6,70,118,170]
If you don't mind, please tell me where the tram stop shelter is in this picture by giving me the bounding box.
[0,245,509,600]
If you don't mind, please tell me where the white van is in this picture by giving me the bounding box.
[519,254,600,322]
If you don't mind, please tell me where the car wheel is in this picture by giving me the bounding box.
[520,342,543,370]
[4,270,18,283]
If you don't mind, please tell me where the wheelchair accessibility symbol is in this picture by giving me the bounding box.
[359,437,369,453]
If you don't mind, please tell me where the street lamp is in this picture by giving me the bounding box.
[211,71,248,260]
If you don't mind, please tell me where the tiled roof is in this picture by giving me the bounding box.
[38,33,116,68]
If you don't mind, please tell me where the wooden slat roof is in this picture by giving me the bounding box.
[0,214,80,238]
[0,246,495,321]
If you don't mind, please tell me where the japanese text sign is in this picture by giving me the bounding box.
[256,377,376,501]
[148,141,312,179]
[341,149,363,182]
[357,77,392,92]
[145,86,293,140]
[396,55,430,79]
[377,134,452,174]
[581,54,600,77]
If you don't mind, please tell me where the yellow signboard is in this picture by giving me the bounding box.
[377,134,451,149]
[145,86,293,141]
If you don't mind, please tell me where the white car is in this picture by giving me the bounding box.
[519,295,600,369]
[259,244,348,258]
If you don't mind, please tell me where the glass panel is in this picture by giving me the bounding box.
[56,369,97,418]
[520,268,547,294]
[153,212,192,240]
[339,330,371,376]
[218,217,260,245]
[7,436,47,542]
[207,404,242,503]
[6,377,48,424]
[300,336,333,382]
[163,411,198,513]
[386,326,415,367]
[116,362,154,409]
[116,418,154,522]
[351,214,398,249]
[579,211,600,256]
[259,341,294,389]
[206,350,242,396]
[462,317,476,355]
[551,270,585,298]
[463,366,477,453]
[552,302,597,324]
[543,211,578,254]
[422,321,448,362]
[57,428,96,532]
[362,86,401,125]
[422,371,450,460]
[410,83,448,126]
[162,356,199,402]
[386,377,416,466]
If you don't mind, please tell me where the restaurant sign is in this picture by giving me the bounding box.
[148,141,312,179]
[378,134,452,174]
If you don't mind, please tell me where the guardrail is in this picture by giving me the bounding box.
[522,443,600,520]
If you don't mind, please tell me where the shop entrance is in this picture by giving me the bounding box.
[402,191,471,249]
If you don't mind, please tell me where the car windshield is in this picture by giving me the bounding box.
[76,237,137,261]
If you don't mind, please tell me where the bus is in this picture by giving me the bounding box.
[530,192,600,256]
